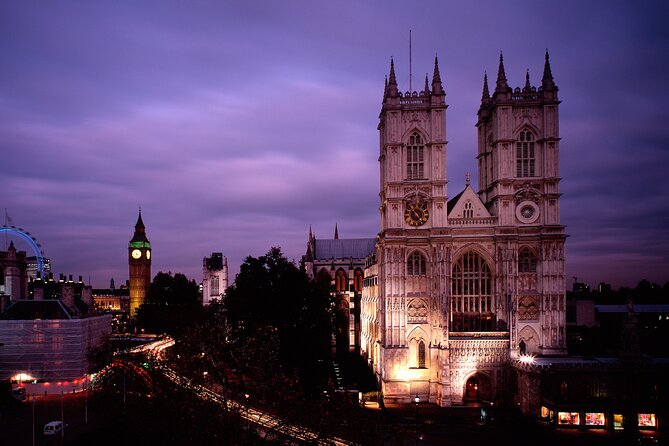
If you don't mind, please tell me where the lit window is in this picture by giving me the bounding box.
[335,269,347,292]
[210,276,219,296]
[407,251,426,276]
[638,413,657,428]
[613,414,624,430]
[418,340,426,368]
[451,251,495,331]
[407,132,425,180]
[557,412,580,426]
[584,413,605,426]
[354,269,363,292]
[516,130,536,177]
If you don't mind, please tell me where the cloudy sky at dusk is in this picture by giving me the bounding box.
[2,1,668,290]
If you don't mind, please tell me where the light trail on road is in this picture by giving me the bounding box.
[159,365,355,446]
[112,334,355,445]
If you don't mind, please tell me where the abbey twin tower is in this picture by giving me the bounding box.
[356,51,567,406]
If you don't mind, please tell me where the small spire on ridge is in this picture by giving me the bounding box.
[542,49,556,92]
[481,71,490,102]
[495,51,509,93]
[431,55,444,95]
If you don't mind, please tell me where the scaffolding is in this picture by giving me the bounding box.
[0,314,111,381]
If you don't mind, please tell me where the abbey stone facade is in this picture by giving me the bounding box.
[359,52,567,406]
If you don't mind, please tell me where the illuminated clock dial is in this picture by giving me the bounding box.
[404,202,429,226]
[146,250,151,260]
[131,249,142,259]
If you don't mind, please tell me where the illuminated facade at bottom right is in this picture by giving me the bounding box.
[358,51,668,435]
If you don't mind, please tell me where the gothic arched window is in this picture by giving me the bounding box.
[407,251,426,276]
[335,269,347,293]
[407,132,425,180]
[518,248,537,273]
[451,251,495,331]
[418,340,426,368]
[354,268,363,292]
[210,276,219,296]
[464,201,473,219]
[516,130,536,177]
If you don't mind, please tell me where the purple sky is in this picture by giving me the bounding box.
[2,1,668,290]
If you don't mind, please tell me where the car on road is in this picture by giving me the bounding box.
[44,421,65,436]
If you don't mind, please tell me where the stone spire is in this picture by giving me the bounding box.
[423,74,429,95]
[481,71,490,102]
[523,69,531,92]
[334,223,339,240]
[431,55,444,95]
[542,49,556,91]
[495,51,509,93]
[387,58,398,97]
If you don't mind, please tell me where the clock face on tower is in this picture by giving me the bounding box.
[131,249,142,259]
[146,251,151,260]
[405,201,429,226]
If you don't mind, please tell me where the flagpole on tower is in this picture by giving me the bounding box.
[409,29,413,92]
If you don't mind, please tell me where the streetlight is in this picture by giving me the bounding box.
[84,375,88,424]
[31,393,35,446]
[61,390,65,439]
[414,395,420,443]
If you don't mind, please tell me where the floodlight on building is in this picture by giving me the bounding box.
[518,354,536,364]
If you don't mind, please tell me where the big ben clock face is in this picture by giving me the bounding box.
[146,251,151,260]
[131,249,142,259]
[405,202,429,226]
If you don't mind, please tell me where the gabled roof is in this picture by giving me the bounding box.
[313,238,376,261]
[0,300,73,320]
[447,184,492,219]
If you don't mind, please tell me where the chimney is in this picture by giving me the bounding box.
[61,282,75,313]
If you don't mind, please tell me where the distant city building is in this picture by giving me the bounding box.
[93,278,130,333]
[0,247,111,390]
[128,210,152,317]
[0,241,28,305]
[303,225,375,355]
[202,252,228,305]
[27,255,51,280]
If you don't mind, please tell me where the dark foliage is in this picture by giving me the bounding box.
[224,247,333,375]
[136,271,203,335]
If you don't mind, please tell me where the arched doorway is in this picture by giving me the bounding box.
[463,373,492,403]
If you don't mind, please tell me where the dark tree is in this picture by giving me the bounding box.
[136,271,202,335]
[224,247,333,390]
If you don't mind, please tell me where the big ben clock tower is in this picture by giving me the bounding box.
[128,209,152,317]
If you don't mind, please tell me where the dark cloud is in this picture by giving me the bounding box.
[1,1,667,290]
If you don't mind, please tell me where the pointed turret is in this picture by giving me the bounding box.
[423,74,429,95]
[130,209,150,245]
[495,52,509,93]
[542,49,557,92]
[431,56,444,95]
[135,209,145,231]
[387,58,398,97]
[523,69,531,92]
[481,71,490,103]
[334,223,339,240]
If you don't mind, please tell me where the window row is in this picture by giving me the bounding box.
[406,248,537,276]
